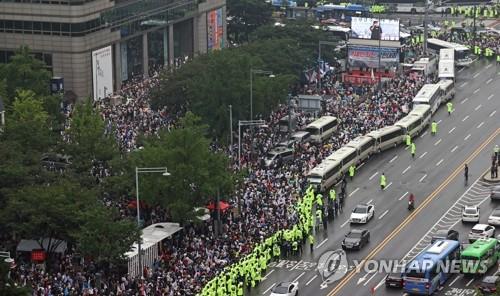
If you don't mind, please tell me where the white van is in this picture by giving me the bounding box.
[367,126,404,153]
[305,116,339,143]
[346,135,376,163]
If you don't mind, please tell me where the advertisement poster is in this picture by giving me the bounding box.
[207,8,224,50]
[351,17,400,41]
[92,46,113,101]
[348,45,400,69]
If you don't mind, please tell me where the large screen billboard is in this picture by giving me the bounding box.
[207,8,224,50]
[351,17,400,41]
[348,45,399,69]
[92,46,113,101]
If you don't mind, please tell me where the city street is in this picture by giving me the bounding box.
[251,60,499,296]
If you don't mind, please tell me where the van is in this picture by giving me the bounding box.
[263,147,294,167]
[367,126,404,153]
[346,135,376,163]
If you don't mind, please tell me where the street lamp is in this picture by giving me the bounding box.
[238,120,266,169]
[135,166,170,277]
[250,69,274,120]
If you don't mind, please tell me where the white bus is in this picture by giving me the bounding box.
[427,38,475,67]
[305,116,339,143]
[367,125,404,153]
[394,113,425,139]
[326,146,359,174]
[346,135,376,163]
[412,84,443,115]
[436,79,455,103]
[409,104,431,129]
[307,159,343,192]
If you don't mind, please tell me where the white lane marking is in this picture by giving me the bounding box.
[486,64,492,69]
[369,172,378,181]
[341,220,350,228]
[419,174,427,182]
[389,155,398,163]
[292,272,306,283]
[460,98,469,104]
[434,139,442,146]
[436,159,444,166]
[420,131,428,138]
[486,78,493,84]
[374,277,386,290]
[419,151,428,159]
[449,275,461,286]
[384,182,392,190]
[349,188,360,197]
[402,165,411,175]
[367,199,373,204]
[460,82,468,87]
[378,209,389,220]
[473,88,480,94]
[399,192,409,201]
[473,72,480,78]
[448,127,456,134]
[263,270,274,280]
[490,110,497,118]
[458,68,465,73]
[316,238,329,249]
[405,146,409,150]
[477,121,484,128]
[363,272,379,286]
[262,283,276,294]
[464,134,471,141]
[451,146,458,153]
[475,104,482,111]
[462,115,469,121]
[306,275,318,286]
[488,94,494,100]
[437,119,442,124]
[465,278,475,287]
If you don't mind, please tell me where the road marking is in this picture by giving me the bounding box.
[460,98,468,104]
[367,199,373,204]
[473,88,480,94]
[477,122,484,128]
[437,119,442,124]
[458,68,464,73]
[306,275,318,286]
[451,146,458,153]
[316,238,329,249]
[465,278,475,287]
[340,220,350,228]
[374,278,385,290]
[419,174,427,182]
[488,94,494,100]
[363,272,378,286]
[405,146,409,150]
[420,131,428,138]
[378,209,389,220]
[464,134,471,141]
[402,166,411,175]
[262,283,276,294]
[475,104,482,111]
[399,192,409,201]
[486,63,492,69]
[349,188,360,197]
[486,78,493,84]
[449,127,456,134]
[434,139,442,146]
[436,159,444,166]
[473,72,480,78]
[369,172,378,181]
[449,275,461,286]
[327,129,500,296]
[490,110,497,118]
[384,182,392,190]
[460,82,468,87]
[462,115,469,121]
[389,155,398,163]
[263,270,274,280]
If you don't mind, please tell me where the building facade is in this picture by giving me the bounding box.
[0,0,226,99]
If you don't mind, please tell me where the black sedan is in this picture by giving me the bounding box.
[385,272,404,288]
[342,229,370,250]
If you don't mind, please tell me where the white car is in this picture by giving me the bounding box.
[270,281,299,296]
[350,204,374,224]
[488,208,500,226]
[462,205,480,223]
[469,224,496,242]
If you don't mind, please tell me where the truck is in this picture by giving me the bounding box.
[409,56,438,80]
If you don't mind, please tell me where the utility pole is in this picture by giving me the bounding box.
[473,5,477,49]
[229,105,233,151]
[423,0,429,55]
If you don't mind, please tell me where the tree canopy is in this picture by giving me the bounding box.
[227,0,273,43]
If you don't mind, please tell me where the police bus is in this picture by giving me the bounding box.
[460,238,500,275]
[346,135,375,164]
[408,105,432,129]
[305,116,339,143]
[326,146,359,176]
[427,38,475,67]
[394,112,426,138]
[366,126,404,153]
[307,159,342,192]
[436,79,455,103]
[412,84,443,115]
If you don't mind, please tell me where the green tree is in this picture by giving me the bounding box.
[227,0,273,43]
[0,262,30,296]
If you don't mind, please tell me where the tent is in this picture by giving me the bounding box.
[16,238,67,254]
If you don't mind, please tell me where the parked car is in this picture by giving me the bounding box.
[342,229,370,250]
[462,205,480,223]
[431,229,459,243]
[488,208,500,226]
[350,204,374,224]
[491,185,500,200]
[469,224,496,242]
[263,147,294,167]
[477,274,500,294]
[270,281,299,296]
[385,272,404,288]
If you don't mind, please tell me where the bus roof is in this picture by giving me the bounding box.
[306,116,337,129]
[428,38,469,51]
[410,240,460,271]
[394,113,421,129]
[316,3,368,12]
[409,104,431,117]
[461,238,497,258]
[308,159,341,178]
[326,146,357,162]
[367,125,402,138]
[413,84,441,102]
[346,135,373,149]
[436,79,454,90]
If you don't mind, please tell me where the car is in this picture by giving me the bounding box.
[431,229,459,244]
[342,229,370,250]
[350,204,374,224]
[477,275,500,294]
[263,147,294,167]
[385,272,404,288]
[491,185,500,200]
[469,224,496,242]
[488,208,500,226]
[270,281,299,296]
[462,205,480,223]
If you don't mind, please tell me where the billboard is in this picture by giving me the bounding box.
[351,17,400,41]
[207,8,224,50]
[92,46,113,101]
[348,45,399,69]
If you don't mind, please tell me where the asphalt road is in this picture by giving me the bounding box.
[250,60,499,296]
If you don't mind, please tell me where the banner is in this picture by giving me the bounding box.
[351,17,400,41]
[92,46,114,101]
[207,8,224,50]
[348,46,399,69]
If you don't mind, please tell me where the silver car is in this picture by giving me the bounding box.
[488,208,500,226]
[491,186,500,200]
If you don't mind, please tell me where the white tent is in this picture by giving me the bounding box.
[16,238,67,254]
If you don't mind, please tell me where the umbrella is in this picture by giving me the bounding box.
[206,201,230,211]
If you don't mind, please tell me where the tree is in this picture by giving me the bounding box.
[227,0,273,43]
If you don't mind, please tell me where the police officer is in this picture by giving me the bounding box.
[464,163,469,184]
[405,133,411,146]
[431,120,438,135]
[410,142,416,159]
[447,101,453,115]
[494,144,499,162]
[308,233,315,252]
[380,173,387,190]
[349,164,355,180]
